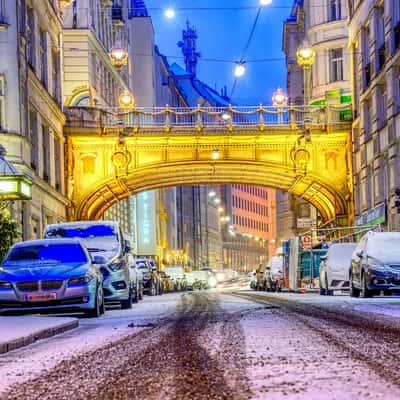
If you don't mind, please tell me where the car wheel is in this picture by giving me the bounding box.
[349,275,360,298]
[149,282,157,296]
[84,288,101,318]
[121,287,133,309]
[360,272,372,298]
[132,285,139,303]
[139,283,144,300]
[100,291,105,315]
[325,273,334,296]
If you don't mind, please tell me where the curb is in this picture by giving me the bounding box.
[0,319,79,354]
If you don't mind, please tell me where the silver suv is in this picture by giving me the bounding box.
[44,221,133,309]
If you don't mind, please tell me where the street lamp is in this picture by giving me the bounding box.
[272,88,288,124]
[212,148,220,160]
[260,0,272,5]
[208,191,216,198]
[164,7,175,19]
[234,62,246,77]
[0,146,33,202]
[296,41,316,105]
[118,91,135,109]
[109,41,128,68]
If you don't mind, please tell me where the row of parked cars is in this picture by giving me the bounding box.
[319,231,400,298]
[0,220,232,318]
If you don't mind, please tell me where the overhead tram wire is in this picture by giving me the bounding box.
[230,6,263,99]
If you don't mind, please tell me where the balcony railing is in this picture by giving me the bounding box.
[64,104,352,132]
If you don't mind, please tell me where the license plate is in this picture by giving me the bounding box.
[25,293,57,302]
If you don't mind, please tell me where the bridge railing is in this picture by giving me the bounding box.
[64,104,352,130]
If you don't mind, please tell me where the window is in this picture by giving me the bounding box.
[0,76,4,130]
[54,136,61,191]
[39,30,47,87]
[329,48,343,82]
[42,125,51,182]
[18,0,26,33]
[376,85,387,129]
[27,8,35,69]
[0,0,5,23]
[29,111,38,171]
[376,8,385,72]
[52,51,60,104]
[328,0,342,22]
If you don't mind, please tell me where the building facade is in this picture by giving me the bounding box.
[278,0,352,244]
[349,0,400,230]
[0,0,68,239]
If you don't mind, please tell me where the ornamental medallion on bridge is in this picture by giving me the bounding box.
[111,148,131,176]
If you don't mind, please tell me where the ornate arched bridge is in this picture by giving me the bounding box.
[64,104,353,224]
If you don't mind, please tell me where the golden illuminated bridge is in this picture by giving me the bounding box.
[64,104,353,224]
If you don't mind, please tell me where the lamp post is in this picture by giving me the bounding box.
[296,41,316,105]
[0,146,33,204]
[272,88,288,124]
[109,42,128,68]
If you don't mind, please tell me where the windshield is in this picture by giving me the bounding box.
[367,236,400,263]
[4,243,88,265]
[328,244,356,265]
[45,224,119,252]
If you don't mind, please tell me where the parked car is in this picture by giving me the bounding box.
[192,270,217,289]
[127,254,144,302]
[157,270,174,293]
[135,259,161,296]
[249,270,256,290]
[0,239,104,317]
[163,266,187,291]
[319,243,357,295]
[185,272,200,290]
[44,221,133,309]
[350,231,400,298]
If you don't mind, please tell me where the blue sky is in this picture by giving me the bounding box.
[144,0,294,105]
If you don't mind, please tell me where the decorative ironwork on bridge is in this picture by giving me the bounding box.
[64,104,352,132]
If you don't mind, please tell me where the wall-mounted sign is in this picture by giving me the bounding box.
[297,218,314,228]
[136,191,157,256]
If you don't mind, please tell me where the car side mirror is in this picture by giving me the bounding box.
[124,240,131,254]
[356,251,363,258]
[93,255,107,265]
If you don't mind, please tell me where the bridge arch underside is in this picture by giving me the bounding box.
[74,161,349,223]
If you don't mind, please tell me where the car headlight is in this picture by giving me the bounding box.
[208,277,217,287]
[109,261,124,271]
[0,281,11,289]
[368,261,386,272]
[68,275,93,286]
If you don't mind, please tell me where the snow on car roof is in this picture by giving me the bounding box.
[45,220,119,230]
[12,238,83,247]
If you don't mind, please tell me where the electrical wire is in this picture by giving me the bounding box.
[230,6,263,98]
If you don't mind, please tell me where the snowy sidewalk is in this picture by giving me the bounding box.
[0,316,78,354]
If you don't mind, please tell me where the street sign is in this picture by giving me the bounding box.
[301,234,312,248]
[297,218,313,228]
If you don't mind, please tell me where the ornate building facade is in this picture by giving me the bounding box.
[0,0,68,239]
[349,0,400,230]
[278,0,352,244]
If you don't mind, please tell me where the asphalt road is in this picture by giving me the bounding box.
[1,289,400,399]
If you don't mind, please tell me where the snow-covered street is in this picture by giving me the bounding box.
[1,289,400,399]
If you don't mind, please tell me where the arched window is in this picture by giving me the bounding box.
[73,93,90,107]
